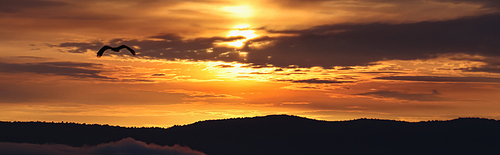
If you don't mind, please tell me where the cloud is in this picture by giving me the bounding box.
[0,137,206,155]
[267,0,329,8]
[56,34,246,61]
[281,102,310,105]
[437,0,500,9]
[461,64,500,73]
[281,78,353,84]
[58,12,500,68]
[141,89,243,100]
[58,42,104,53]
[245,13,500,67]
[0,0,196,42]
[44,1,500,68]
[151,73,167,77]
[0,61,171,83]
[374,76,500,83]
[0,61,112,80]
[216,64,235,68]
[0,0,67,13]
[357,90,447,101]
[269,0,500,9]
[459,58,500,73]
[16,56,54,60]
[186,93,243,100]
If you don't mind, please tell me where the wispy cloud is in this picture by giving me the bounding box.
[185,93,243,100]
[356,90,447,101]
[15,56,54,60]
[437,0,500,9]
[0,61,112,80]
[56,34,246,60]
[134,89,243,100]
[279,78,353,84]
[374,76,500,83]
[461,65,500,73]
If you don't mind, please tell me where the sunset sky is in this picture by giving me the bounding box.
[1,0,500,127]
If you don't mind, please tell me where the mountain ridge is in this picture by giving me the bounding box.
[1,115,500,155]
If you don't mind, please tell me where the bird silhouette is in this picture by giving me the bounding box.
[97,45,136,57]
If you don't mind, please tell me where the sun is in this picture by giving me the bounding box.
[223,24,258,48]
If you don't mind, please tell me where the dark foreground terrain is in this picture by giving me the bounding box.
[1,115,500,155]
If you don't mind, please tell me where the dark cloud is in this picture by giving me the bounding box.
[438,0,500,9]
[58,42,105,53]
[151,73,166,77]
[16,56,54,60]
[459,58,500,73]
[279,78,352,84]
[0,61,111,80]
[0,137,206,155]
[56,12,500,68]
[216,64,235,68]
[120,79,155,82]
[0,0,67,13]
[246,13,500,67]
[38,61,102,68]
[374,76,500,83]
[57,34,246,60]
[358,72,402,74]
[249,72,271,74]
[357,90,446,101]
[337,67,355,70]
[277,0,500,10]
[460,65,500,73]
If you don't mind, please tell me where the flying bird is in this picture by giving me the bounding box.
[97,45,136,57]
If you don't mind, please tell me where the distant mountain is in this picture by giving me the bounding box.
[1,115,500,155]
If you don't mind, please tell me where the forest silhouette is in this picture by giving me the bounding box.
[1,115,499,155]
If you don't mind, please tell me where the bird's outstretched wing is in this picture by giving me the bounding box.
[97,45,112,57]
[118,45,136,56]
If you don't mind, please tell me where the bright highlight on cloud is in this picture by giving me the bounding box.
[225,24,258,47]
[0,137,206,155]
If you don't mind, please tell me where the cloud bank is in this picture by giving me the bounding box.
[374,76,500,83]
[247,13,500,67]
[0,137,206,155]
[56,12,500,68]
[0,61,111,79]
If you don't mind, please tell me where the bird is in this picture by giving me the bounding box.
[97,45,136,57]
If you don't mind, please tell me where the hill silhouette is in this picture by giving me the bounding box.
[1,115,500,155]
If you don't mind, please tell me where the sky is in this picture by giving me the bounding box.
[1,0,500,127]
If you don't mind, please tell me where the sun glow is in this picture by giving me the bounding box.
[221,5,253,18]
[223,24,258,48]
